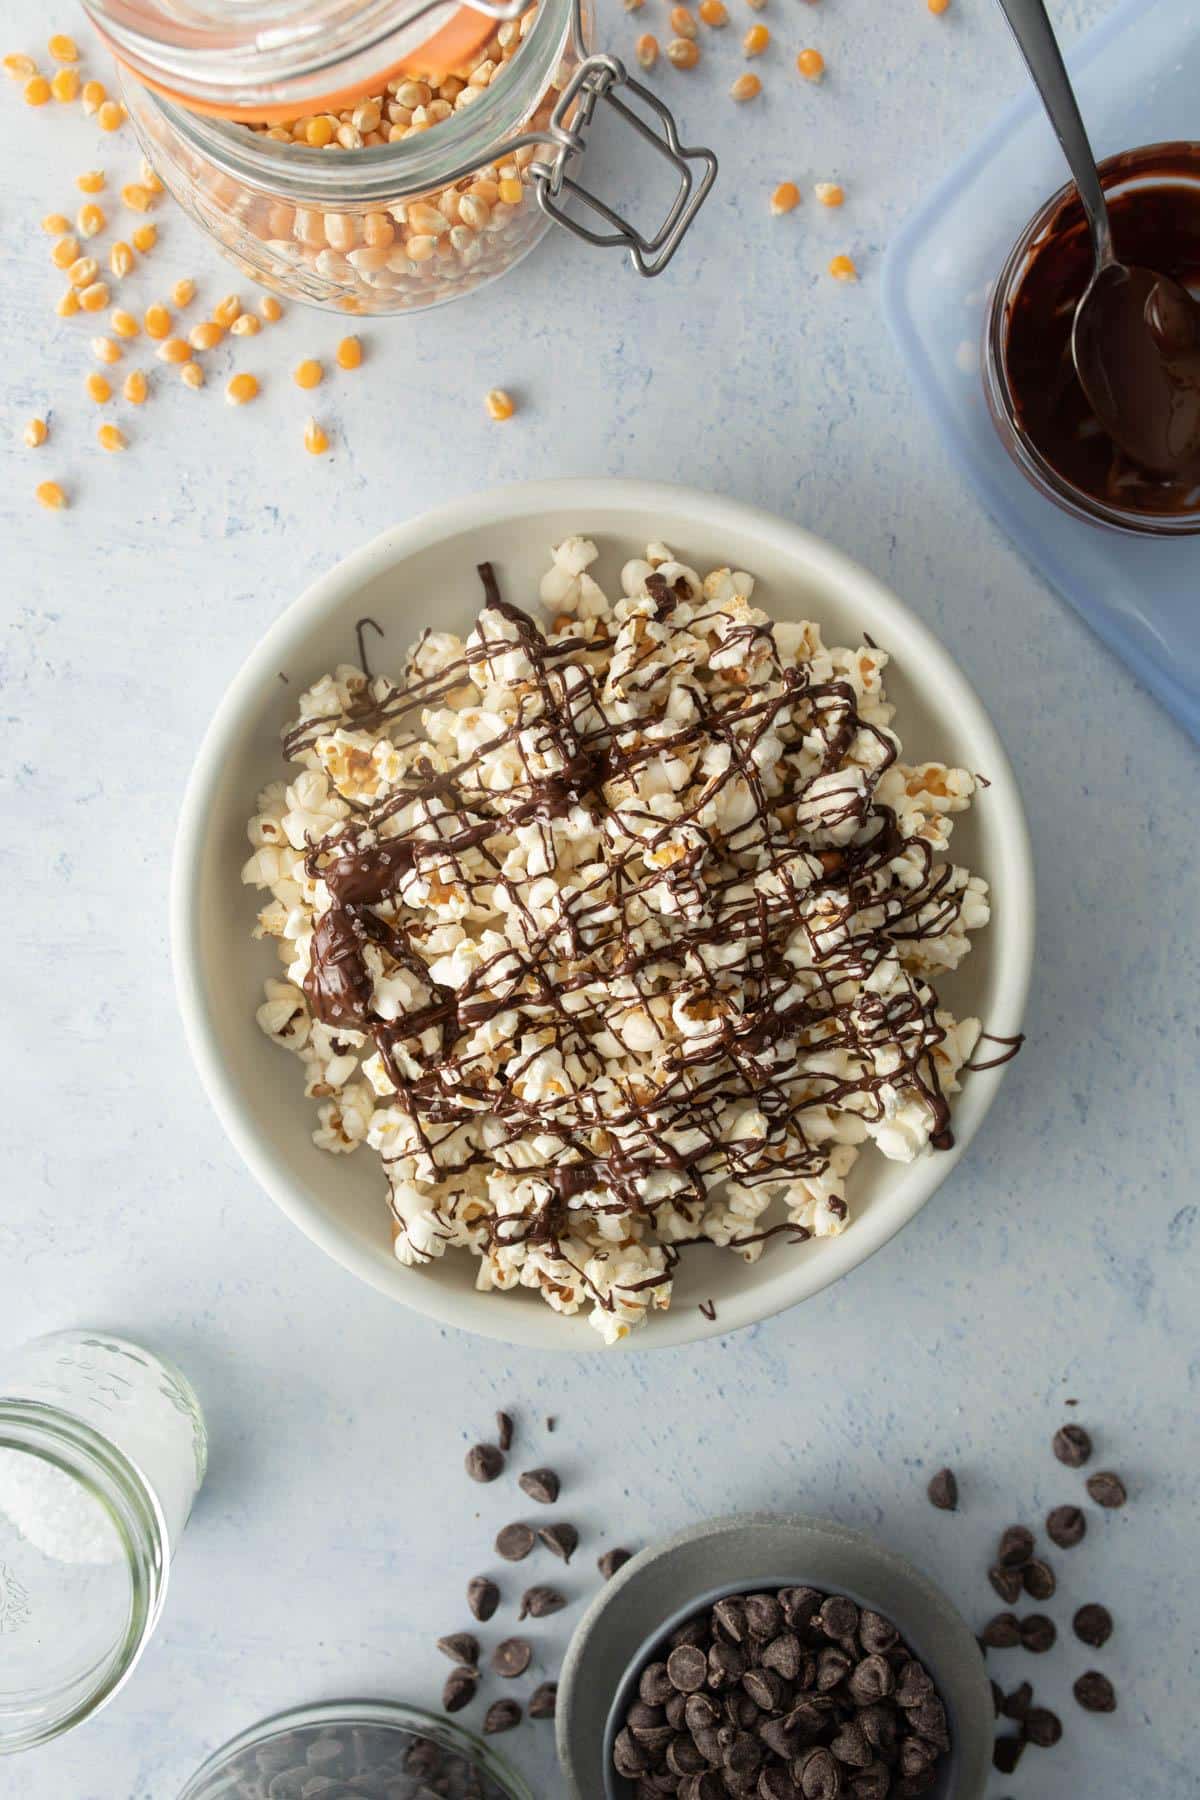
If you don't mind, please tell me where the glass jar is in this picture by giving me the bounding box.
[83,0,716,315]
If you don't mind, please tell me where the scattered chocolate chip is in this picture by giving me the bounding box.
[528,1681,557,1720]
[495,1522,535,1561]
[435,1631,479,1667]
[992,1735,1025,1774]
[1073,1602,1114,1648]
[496,1410,514,1452]
[491,1637,532,1679]
[997,1525,1035,1568]
[1073,1670,1117,1713]
[1002,1681,1032,1720]
[926,1467,958,1511]
[467,1574,500,1621]
[483,1698,522,1734]
[981,1612,1021,1649]
[1023,1705,1062,1747]
[442,1666,478,1713]
[465,1443,504,1483]
[599,1547,633,1580]
[1053,1423,1092,1467]
[537,1521,578,1563]
[1046,1504,1087,1548]
[1022,1558,1056,1601]
[518,1584,566,1620]
[518,1467,560,1505]
[1019,1614,1056,1654]
[988,1565,1023,1605]
[1086,1471,1127,1509]
[546,1416,557,1432]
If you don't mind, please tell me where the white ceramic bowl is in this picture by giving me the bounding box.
[172,478,1034,1351]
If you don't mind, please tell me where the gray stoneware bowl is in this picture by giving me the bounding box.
[557,1514,992,1800]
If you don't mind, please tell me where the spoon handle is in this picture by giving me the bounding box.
[994,0,1113,264]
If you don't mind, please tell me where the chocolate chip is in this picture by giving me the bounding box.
[713,1596,748,1642]
[435,1631,479,1667]
[639,1662,674,1707]
[848,1656,894,1705]
[1022,1705,1062,1747]
[492,1636,532,1678]
[708,1639,745,1688]
[778,1587,823,1632]
[857,1610,898,1655]
[1086,1470,1127,1508]
[795,1747,841,1797]
[1047,1504,1087,1547]
[757,1770,801,1800]
[830,1720,871,1767]
[528,1680,557,1719]
[442,1666,478,1713]
[496,1410,514,1452]
[894,1660,934,1708]
[1073,1670,1117,1713]
[997,1525,1035,1568]
[816,1646,852,1691]
[761,1633,804,1681]
[518,1584,566,1620]
[518,1467,560,1505]
[981,1612,1021,1649]
[745,1593,784,1639]
[483,1699,522,1734]
[988,1565,1023,1605]
[926,1467,958,1511]
[1001,1681,1032,1720]
[1053,1423,1092,1466]
[599,1547,633,1580]
[1022,1558,1056,1601]
[1073,1602,1114,1647]
[537,1521,578,1563]
[467,1574,500,1620]
[667,1643,709,1692]
[465,1443,504,1483]
[909,1695,950,1751]
[1019,1613,1056,1654]
[495,1522,535,1561]
[817,1595,858,1642]
[992,1735,1025,1774]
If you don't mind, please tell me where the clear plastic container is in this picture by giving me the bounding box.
[82,0,716,314]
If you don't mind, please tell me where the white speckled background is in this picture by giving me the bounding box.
[1,0,1197,1793]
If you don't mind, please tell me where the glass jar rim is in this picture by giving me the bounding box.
[0,1401,167,1754]
[123,0,571,207]
[983,140,1200,537]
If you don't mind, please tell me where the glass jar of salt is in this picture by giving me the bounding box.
[0,1330,207,1752]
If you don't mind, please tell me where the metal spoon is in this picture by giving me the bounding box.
[996,0,1200,475]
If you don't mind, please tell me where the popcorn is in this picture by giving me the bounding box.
[244,536,998,1343]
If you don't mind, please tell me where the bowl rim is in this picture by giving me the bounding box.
[170,477,1035,1352]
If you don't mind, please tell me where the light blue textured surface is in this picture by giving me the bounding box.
[0,0,1197,1796]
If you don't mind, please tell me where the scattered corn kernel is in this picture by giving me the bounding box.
[636,33,659,67]
[79,280,110,311]
[24,417,47,448]
[121,182,153,213]
[110,240,134,277]
[230,312,260,336]
[92,335,122,364]
[48,33,79,63]
[156,336,191,363]
[623,0,644,11]
[50,234,79,268]
[97,99,125,131]
[745,0,766,11]
[3,53,38,80]
[55,288,79,317]
[77,203,106,238]
[80,79,107,114]
[144,302,171,338]
[212,292,241,328]
[180,360,205,389]
[828,253,858,280]
[132,223,157,253]
[814,181,844,207]
[293,358,323,389]
[110,308,139,338]
[699,0,728,23]
[336,335,363,370]
[42,212,70,234]
[68,255,99,287]
[730,71,761,98]
[670,6,698,38]
[189,321,224,350]
[77,168,105,193]
[139,158,164,194]
[259,294,283,322]
[172,277,196,307]
[797,47,824,79]
[743,23,769,52]
[24,74,51,105]
[771,180,800,215]
[36,480,67,510]
[98,422,127,452]
[666,36,700,67]
[485,387,515,421]
[50,66,79,102]
[304,417,330,454]
[928,0,951,13]
[123,369,147,404]
[226,372,260,405]
[85,371,112,404]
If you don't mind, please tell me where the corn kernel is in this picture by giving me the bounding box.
[123,369,148,404]
[92,335,122,364]
[50,234,80,268]
[305,114,334,146]
[928,0,951,13]
[212,292,241,328]
[78,281,110,311]
[828,253,858,280]
[636,32,659,67]
[139,158,163,194]
[699,0,728,23]
[97,99,124,131]
[156,336,191,363]
[110,240,134,277]
[180,360,205,389]
[172,277,196,307]
[623,0,644,11]
[743,23,769,52]
[132,223,157,252]
[77,168,105,193]
[498,177,523,205]
[666,37,700,67]
[259,294,283,322]
[121,182,153,213]
[80,79,107,114]
[36,480,67,510]
[336,334,363,370]
[670,6,698,37]
[50,66,79,102]
[110,308,139,338]
[55,288,79,317]
[226,372,260,405]
[189,321,224,350]
[42,212,70,234]
[771,180,800,215]
[24,74,51,105]
[77,203,106,238]
[24,417,47,448]
[797,46,824,78]
[485,387,515,420]
[68,255,99,287]
[3,53,38,80]
[730,71,761,98]
[143,302,171,339]
[293,358,323,389]
[48,33,79,63]
[98,422,127,452]
[230,312,260,336]
[304,417,330,454]
[85,371,112,404]
[814,181,844,207]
